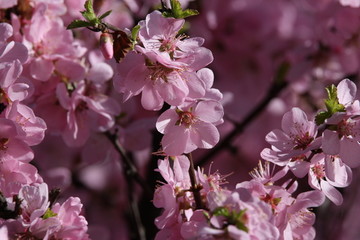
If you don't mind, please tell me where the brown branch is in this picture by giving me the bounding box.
[186,153,204,209]
[196,80,288,167]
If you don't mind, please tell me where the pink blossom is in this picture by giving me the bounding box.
[18,183,49,224]
[321,79,360,167]
[23,4,85,81]
[156,99,223,156]
[114,11,213,110]
[137,11,213,71]
[154,156,192,229]
[261,107,320,169]
[308,154,352,205]
[114,51,206,110]
[0,24,28,64]
[5,101,47,146]
[0,118,33,162]
[278,190,325,240]
[0,160,42,197]
[56,80,120,146]
[50,197,89,239]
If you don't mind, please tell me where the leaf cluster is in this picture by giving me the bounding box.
[67,0,112,30]
[160,0,198,19]
[315,85,345,125]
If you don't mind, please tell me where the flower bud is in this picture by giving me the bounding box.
[100,33,114,60]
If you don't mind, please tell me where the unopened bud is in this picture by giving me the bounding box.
[100,33,114,60]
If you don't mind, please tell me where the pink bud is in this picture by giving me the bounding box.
[100,33,114,60]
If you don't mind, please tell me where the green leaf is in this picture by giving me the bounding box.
[315,85,345,125]
[67,20,94,30]
[180,9,199,18]
[81,0,98,24]
[99,10,112,20]
[170,0,183,17]
[43,208,57,219]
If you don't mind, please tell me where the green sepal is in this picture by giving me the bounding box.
[130,25,140,49]
[42,208,58,219]
[66,20,94,30]
[131,25,140,42]
[212,207,249,233]
[213,207,230,217]
[315,85,345,125]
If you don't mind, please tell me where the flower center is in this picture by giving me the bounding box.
[293,132,314,150]
[146,60,174,83]
[175,109,196,128]
[338,119,355,137]
[311,163,325,179]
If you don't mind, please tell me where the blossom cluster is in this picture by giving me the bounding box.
[1,0,360,239]
[0,21,88,239]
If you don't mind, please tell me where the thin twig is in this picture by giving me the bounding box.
[196,80,288,167]
[105,131,152,196]
[105,131,148,240]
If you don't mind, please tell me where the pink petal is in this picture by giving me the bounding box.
[339,137,360,168]
[265,129,292,151]
[322,130,340,155]
[141,83,164,111]
[0,41,28,64]
[194,100,223,123]
[55,58,86,82]
[325,156,352,187]
[156,109,178,134]
[0,23,13,42]
[197,68,214,89]
[0,60,22,88]
[182,71,206,99]
[155,72,188,106]
[281,107,309,135]
[260,148,285,166]
[162,126,189,156]
[8,83,29,101]
[337,79,356,105]
[288,160,310,178]
[320,180,343,206]
[30,58,54,81]
[190,121,220,150]
[87,62,113,83]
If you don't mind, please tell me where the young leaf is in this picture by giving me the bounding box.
[315,85,345,125]
[81,0,98,24]
[160,0,199,19]
[180,9,199,18]
[99,10,112,20]
[67,20,94,30]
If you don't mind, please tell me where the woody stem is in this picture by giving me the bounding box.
[186,152,204,209]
